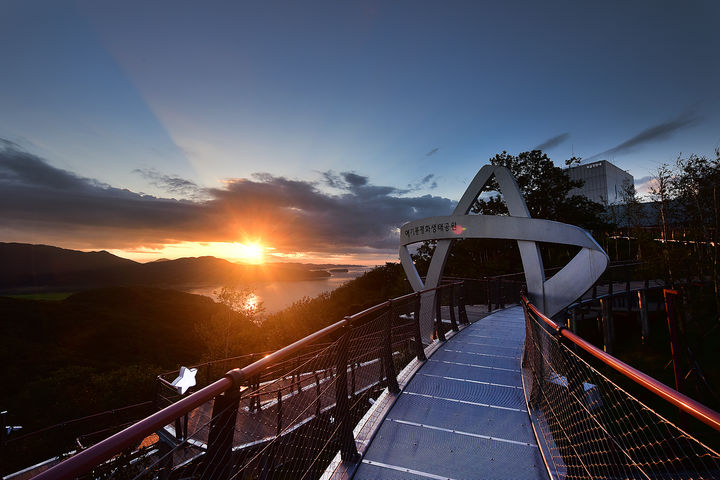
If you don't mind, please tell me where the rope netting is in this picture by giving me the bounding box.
[522,304,720,479]
[78,292,430,480]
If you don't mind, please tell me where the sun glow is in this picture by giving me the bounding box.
[231,242,265,264]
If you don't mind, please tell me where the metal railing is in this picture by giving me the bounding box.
[521,295,720,479]
[33,282,468,480]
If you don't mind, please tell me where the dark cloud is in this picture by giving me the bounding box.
[586,113,701,161]
[0,142,454,253]
[342,172,368,187]
[133,168,207,200]
[534,133,569,151]
[426,147,439,157]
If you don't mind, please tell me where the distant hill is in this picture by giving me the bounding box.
[0,242,329,292]
[0,243,138,289]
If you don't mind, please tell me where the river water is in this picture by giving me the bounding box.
[186,267,368,314]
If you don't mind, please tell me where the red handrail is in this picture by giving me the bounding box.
[522,296,720,432]
[34,282,461,480]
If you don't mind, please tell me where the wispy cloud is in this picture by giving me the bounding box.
[534,133,569,151]
[0,142,454,254]
[133,168,207,200]
[586,112,701,162]
[426,147,439,157]
[407,174,437,191]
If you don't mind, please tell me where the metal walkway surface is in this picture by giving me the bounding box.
[354,306,549,480]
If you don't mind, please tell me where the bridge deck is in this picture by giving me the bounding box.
[353,306,549,480]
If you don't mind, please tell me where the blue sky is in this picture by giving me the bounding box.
[1,1,719,263]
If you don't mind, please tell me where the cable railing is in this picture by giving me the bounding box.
[32,282,468,480]
[521,295,720,479]
[0,401,154,476]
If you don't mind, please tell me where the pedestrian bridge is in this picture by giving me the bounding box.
[32,281,720,480]
[29,163,720,479]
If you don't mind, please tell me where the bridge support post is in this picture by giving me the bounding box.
[413,294,427,361]
[334,324,360,462]
[600,298,614,355]
[435,291,447,341]
[638,289,649,343]
[448,287,459,332]
[383,304,401,394]
[458,283,469,325]
[486,278,492,312]
[498,278,504,309]
[626,270,632,313]
[203,387,242,480]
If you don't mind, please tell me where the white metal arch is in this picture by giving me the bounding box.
[400,165,608,323]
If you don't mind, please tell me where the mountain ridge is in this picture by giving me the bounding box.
[0,242,330,292]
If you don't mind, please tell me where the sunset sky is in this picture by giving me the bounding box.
[1,1,719,264]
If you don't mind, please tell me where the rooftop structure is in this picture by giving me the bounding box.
[566,160,633,205]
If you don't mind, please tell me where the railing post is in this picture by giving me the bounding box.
[626,270,632,313]
[600,297,614,355]
[448,287,459,332]
[249,376,261,412]
[350,362,356,399]
[0,411,7,470]
[638,289,649,343]
[276,389,283,436]
[157,438,173,480]
[203,387,242,480]
[383,304,401,394]
[487,278,493,312]
[152,378,161,411]
[174,417,183,442]
[334,323,360,462]
[413,294,427,361]
[458,283,469,325]
[664,289,684,395]
[498,278,504,309]
[314,372,321,417]
[435,290,447,341]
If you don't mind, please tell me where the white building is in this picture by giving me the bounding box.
[566,160,633,205]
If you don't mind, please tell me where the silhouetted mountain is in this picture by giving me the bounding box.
[0,242,329,292]
[0,243,138,288]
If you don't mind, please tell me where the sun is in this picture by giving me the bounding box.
[233,242,265,264]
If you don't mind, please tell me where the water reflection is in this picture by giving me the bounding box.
[188,268,367,314]
[244,293,260,313]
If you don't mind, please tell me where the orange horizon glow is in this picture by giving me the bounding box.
[99,241,394,266]
[102,240,268,264]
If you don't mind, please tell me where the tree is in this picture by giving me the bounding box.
[618,180,645,229]
[649,163,674,243]
[672,152,720,299]
[197,286,265,360]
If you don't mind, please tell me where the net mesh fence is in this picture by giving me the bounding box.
[522,304,720,480]
[76,289,439,480]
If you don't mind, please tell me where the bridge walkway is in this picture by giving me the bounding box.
[353,306,548,480]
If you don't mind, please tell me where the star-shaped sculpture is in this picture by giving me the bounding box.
[400,165,607,341]
[171,366,198,395]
